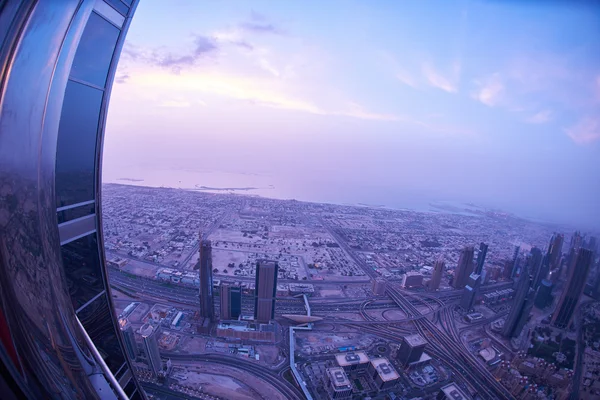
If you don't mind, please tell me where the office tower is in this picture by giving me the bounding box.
[199,238,215,321]
[368,358,400,390]
[119,318,138,361]
[534,280,554,309]
[475,242,488,275]
[0,3,144,398]
[372,278,387,295]
[220,282,242,320]
[548,233,564,269]
[533,254,550,290]
[503,265,532,338]
[588,236,597,253]
[430,257,444,291]
[527,247,543,285]
[570,231,583,251]
[460,273,481,311]
[552,248,593,328]
[140,324,163,376]
[452,246,474,289]
[325,368,353,399]
[437,383,471,400]
[503,260,514,280]
[254,261,279,323]
[511,246,521,278]
[512,288,535,338]
[397,334,427,366]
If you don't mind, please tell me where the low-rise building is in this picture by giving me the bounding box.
[216,320,275,342]
[368,358,400,390]
[325,367,353,399]
[402,271,424,288]
[335,351,369,372]
[437,383,471,400]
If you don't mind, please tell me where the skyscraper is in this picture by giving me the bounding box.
[503,265,532,338]
[199,237,215,321]
[140,323,162,376]
[533,254,550,290]
[254,260,279,323]
[429,257,444,291]
[119,318,138,361]
[552,248,593,329]
[534,280,554,309]
[460,273,481,311]
[527,247,543,285]
[570,231,583,252]
[548,233,564,269]
[511,246,521,278]
[452,246,474,289]
[220,282,242,320]
[475,242,488,275]
[397,334,427,366]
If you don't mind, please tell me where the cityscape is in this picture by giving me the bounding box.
[103,183,600,400]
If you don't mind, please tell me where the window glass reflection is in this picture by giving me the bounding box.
[61,233,104,310]
[105,0,129,16]
[78,294,125,374]
[71,12,120,88]
[55,81,103,208]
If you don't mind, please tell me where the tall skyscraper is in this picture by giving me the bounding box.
[588,236,597,253]
[548,233,564,269]
[460,273,481,311]
[119,318,138,361]
[527,247,543,285]
[552,248,593,328]
[512,288,535,338]
[254,261,279,323]
[199,237,215,321]
[533,254,550,290]
[503,265,532,338]
[429,257,444,291]
[475,242,488,275]
[452,246,474,289]
[534,280,554,309]
[511,246,521,278]
[397,334,427,366]
[220,282,242,320]
[140,323,162,376]
[570,231,583,251]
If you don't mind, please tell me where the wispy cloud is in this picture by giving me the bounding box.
[158,100,192,108]
[526,110,553,124]
[115,74,130,84]
[422,61,460,93]
[395,70,417,88]
[472,73,504,106]
[564,117,600,145]
[239,12,285,35]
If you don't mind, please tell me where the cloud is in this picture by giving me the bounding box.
[122,36,218,73]
[564,117,600,145]
[422,62,460,93]
[395,70,417,88]
[472,74,504,106]
[115,74,130,84]
[526,110,553,124]
[239,22,284,35]
[158,100,192,108]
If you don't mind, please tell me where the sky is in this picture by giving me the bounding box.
[104,0,600,229]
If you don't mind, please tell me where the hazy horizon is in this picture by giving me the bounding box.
[104,0,600,230]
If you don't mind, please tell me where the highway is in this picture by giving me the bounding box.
[386,285,514,400]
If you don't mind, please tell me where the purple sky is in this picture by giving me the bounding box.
[103,1,600,229]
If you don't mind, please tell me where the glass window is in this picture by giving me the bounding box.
[57,202,95,224]
[55,81,103,208]
[124,379,137,396]
[61,233,104,310]
[78,294,125,374]
[105,0,129,16]
[70,12,120,88]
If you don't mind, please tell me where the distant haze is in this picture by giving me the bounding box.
[104,0,600,230]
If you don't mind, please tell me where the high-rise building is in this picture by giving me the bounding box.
[512,288,535,338]
[140,323,162,376]
[372,279,387,295]
[220,282,242,320]
[570,231,583,252]
[0,3,145,398]
[503,260,514,280]
[460,273,481,311]
[199,238,215,321]
[119,318,138,361]
[430,257,445,291]
[397,334,427,366]
[527,247,543,285]
[534,280,554,309]
[552,248,593,329]
[453,246,474,289]
[475,242,488,275]
[548,233,564,269]
[503,265,532,338]
[325,367,353,399]
[254,261,279,323]
[587,236,597,253]
[533,254,550,290]
[511,246,521,278]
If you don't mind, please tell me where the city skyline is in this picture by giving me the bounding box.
[104,1,600,229]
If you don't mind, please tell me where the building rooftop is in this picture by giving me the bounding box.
[327,367,351,389]
[440,383,471,400]
[217,321,275,332]
[139,323,156,338]
[370,358,400,382]
[335,351,369,366]
[404,333,428,347]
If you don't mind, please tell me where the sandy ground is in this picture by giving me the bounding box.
[295,330,375,354]
[179,336,208,353]
[174,363,287,400]
[255,345,280,365]
[382,309,407,321]
[317,288,345,297]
